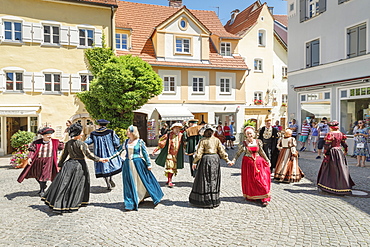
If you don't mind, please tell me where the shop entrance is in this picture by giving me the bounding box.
[6,117,28,154]
[134,113,148,144]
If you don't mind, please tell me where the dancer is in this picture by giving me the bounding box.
[153,123,184,187]
[184,119,202,177]
[110,126,163,211]
[17,127,64,197]
[258,119,279,172]
[230,126,271,207]
[42,123,107,213]
[189,126,232,208]
[274,129,304,183]
[85,119,122,190]
[317,121,355,195]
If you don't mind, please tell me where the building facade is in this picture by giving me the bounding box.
[287,0,370,152]
[0,0,117,155]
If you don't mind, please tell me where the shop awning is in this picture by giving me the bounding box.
[0,106,40,115]
[155,107,194,121]
[301,104,330,118]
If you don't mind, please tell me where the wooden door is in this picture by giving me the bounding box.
[134,113,148,144]
[7,117,28,154]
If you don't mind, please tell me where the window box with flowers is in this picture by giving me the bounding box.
[9,131,35,168]
[254,99,263,105]
[281,103,287,107]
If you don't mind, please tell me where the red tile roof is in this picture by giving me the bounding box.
[61,0,118,7]
[274,15,288,27]
[115,1,247,70]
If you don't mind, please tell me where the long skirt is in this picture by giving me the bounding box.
[241,156,271,202]
[123,158,164,211]
[41,159,90,212]
[317,147,355,195]
[189,154,221,208]
[274,148,304,183]
[18,157,56,183]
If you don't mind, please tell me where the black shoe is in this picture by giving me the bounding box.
[109,179,116,188]
[316,156,321,159]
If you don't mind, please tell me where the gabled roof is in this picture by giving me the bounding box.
[274,15,288,47]
[274,15,288,27]
[59,0,118,7]
[115,1,247,70]
[224,1,263,36]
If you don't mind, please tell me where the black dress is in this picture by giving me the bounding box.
[41,139,100,213]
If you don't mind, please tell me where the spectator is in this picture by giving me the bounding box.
[223,121,232,149]
[228,121,236,148]
[273,120,283,132]
[316,117,329,159]
[214,125,226,145]
[289,119,299,139]
[159,123,169,138]
[353,120,369,167]
[299,120,311,151]
[310,122,319,153]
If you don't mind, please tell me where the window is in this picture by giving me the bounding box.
[258,30,265,46]
[6,72,23,91]
[300,0,326,22]
[79,29,94,47]
[347,23,366,58]
[340,90,348,98]
[306,39,320,67]
[254,59,263,72]
[282,94,288,103]
[324,92,330,99]
[220,42,231,56]
[45,73,61,92]
[282,67,288,78]
[192,77,204,93]
[254,92,263,101]
[301,95,307,102]
[220,78,231,93]
[116,33,128,50]
[176,38,190,53]
[163,76,175,92]
[44,25,59,44]
[81,75,93,91]
[179,18,188,30]
[4,21,22,41]
[338,0,350,4]
[308,0,320,18]
[290,3,294,11]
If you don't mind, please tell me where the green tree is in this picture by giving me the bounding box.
[78,49,163,131]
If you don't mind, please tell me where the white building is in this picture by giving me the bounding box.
[287,0,370,132]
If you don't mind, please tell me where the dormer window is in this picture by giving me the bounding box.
[116,33,128,50]
[175,37,190,54]
[220,42,231,56]
[179,17,188,31]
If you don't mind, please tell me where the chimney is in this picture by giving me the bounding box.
[268,7,274,15]
[230,9,240,24]
[169,0,183,8]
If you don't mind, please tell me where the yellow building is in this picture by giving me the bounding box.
[0,0,117,155]
[115,1,249,145]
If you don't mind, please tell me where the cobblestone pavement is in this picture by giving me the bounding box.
[1,146,370,247]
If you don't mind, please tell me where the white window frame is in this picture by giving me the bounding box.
[282,94,288,103]
[282,66,288,78]
[307,0,320,18]
[258,30,266,46]
[5,71,23,92]
[175,37,190,54]
[220,77,231,94]
[192,76,205,94]
[44,73,61,93]
[116,33,128,50]
[4,20,22,42]
[80,74,93,91]
[43,24,60,45]
[163,76,176,93]
[254,59,263,72]
[220,42,231,56]
[79,28,94,47]
[254,91,263,101]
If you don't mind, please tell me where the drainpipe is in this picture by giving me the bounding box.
[111,6,115,49]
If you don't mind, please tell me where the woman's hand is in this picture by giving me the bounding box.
[99,158,108,163]
[192,164,197,170]
[227,161,234,166]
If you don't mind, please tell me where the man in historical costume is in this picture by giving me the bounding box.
[258,119,280,173]
[184,119,203,177]
[153,123,184,187]
[18,127,64,197]
[85,119,122,190]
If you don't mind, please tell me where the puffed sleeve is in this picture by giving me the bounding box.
[109,142,125,160]
[84,135,93,145]
[216,138,230,163]
[324,132,333,154]
[231,142,245,163]
[157,134,168,149]
[277,137,283,150]
[193,139,205,164]
[341,134,348,152]
[258,139,270,162]
[112,131,121,149]
[290,137,298,155]
[140,139,152,167]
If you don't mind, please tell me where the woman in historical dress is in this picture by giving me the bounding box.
[214,125,226,145]
[317,121,355,195]
[189,126,232,208]
[353,120,369,167]
[41,123,107,213]
[110,125,163,211]
[17,127,64,197]
[274,129,304,183]
[230,127,271,207]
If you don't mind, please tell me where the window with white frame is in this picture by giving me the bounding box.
[347,23,366,58]
[4,21,22,42]
[254,59,263,72]
[81,74,93,91]
[116,33,128,50]
[163,76,175,92]
[282,94,288,103]
[254,92,263,101]
[306,39,320,67]
[220,42,231,56]
[308,0,320,18]
[192,77,204,93]
[282,67,288,78]
[175,38,190,53]
[5,72,23,91]
[45,73,61,92]
[300,0,326,22]
[220,78,231,93]
[79,29,94,47]
[44,25,60,44]
[258,30,266,46]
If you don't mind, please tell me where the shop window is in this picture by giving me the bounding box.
[44,25,60,44]
[163,76,175,92]
[6,72,23,91]
[4,21,22,42]
[80,74,93,91]
[192,77,204,93]
[45,73,61,92]
[79,29,94,47]
[340,98,370,134]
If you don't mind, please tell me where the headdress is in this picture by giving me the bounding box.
[69,123,83,137]
[204,124,216,132]
[170,123,183,130]
[328,120,339,130]
[38,127,55,135]
[188,119,199,123]
[97,119,110,124]
[244,126,255,132]
[128,125,134,133]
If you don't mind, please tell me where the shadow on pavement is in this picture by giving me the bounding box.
[29,205,62,217]
[221,196,268,208]
[158,181,193,188]
[90,202,126,212]
[90,186,114,194]
[160,199,193,208]
[5,190,39,200]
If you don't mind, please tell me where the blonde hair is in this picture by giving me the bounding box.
[128,125,140,139]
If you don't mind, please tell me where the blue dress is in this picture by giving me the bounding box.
[353,128,369,157]
[85,127,122,178]
[114,139,163,210]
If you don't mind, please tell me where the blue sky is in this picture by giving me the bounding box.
[123,0,287,24]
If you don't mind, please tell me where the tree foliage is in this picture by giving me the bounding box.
[78,48,163,131]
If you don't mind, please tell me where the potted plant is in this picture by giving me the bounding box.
[254,99,263,105]
[9,130,35,168]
